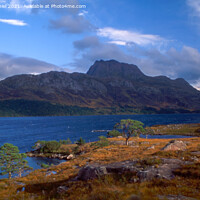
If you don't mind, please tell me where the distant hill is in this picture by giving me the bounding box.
[0,60,200,116]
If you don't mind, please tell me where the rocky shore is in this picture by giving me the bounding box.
[26,151,74,160]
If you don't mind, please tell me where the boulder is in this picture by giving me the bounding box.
[77,159,183,182]
[137,158,183,181]
[162,140,187,151]
[147,145,155,150]
[67,154,74,160]
[77,165,108,181]
[77,161,138,181]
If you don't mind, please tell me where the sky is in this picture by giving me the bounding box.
[0,0,200,89]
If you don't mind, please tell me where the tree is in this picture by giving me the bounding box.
[59,138,72,145]
[43,141,61,153]
[0,143,32,179]
[114,119,145,145]
[107,130,122,138]
[17,153,32,177]
[144,126,154,139]
[76,137,85,146]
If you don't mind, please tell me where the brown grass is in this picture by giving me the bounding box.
[0,136,200,200]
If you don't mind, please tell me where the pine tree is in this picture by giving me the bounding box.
[17,153,32,177]
[0,143,32,179]
[114,119,145,145]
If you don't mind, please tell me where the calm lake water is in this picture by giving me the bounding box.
[0,113,200,178]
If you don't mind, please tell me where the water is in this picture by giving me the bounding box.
[0,113,200,178]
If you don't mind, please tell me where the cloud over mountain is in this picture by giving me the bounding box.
[0,53,66,80]
[71,36,200,89]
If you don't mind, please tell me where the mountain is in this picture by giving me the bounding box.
[87,60,145,80]
[0,60,200,116]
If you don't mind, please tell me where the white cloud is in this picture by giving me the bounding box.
[72,36,200,88]
[97,27,165,46]
[0,53,69,79]
[78,10,88,16]
[192,79,200,90]
[108,41,127,46]
[187,0,200,17]
[50,15,93,33]
[0,19,27,26]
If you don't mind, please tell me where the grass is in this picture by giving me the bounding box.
[0,129,200,199]
[151,123,200,136]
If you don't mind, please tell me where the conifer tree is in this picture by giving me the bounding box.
[0,143,32,179]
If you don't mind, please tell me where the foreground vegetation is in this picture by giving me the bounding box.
[0,121,200,199]
[0,136,200,199]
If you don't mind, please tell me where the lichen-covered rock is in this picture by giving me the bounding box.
[77,161,138,181]
[77,159,183,182]
[77,165,108,181]
[137,158,183,182]
[162,140,187,151]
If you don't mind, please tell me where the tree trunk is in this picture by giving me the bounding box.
[126,138,129,146]
[8,172,11,179]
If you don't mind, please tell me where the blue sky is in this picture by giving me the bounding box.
[0,0,200,89]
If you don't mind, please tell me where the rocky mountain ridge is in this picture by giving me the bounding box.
[0,60,200,116]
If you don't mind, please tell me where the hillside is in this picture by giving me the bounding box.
[0,60,200,116]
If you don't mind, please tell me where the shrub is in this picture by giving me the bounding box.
[139,158,162,167]
[32,140,47,151]
[42,141,61,153]
[40,163,50,169]
[91,136,110,148]
[107,130,122,138]
[174,163,200,179]
[59,138,72,145]
[194,128,200,133]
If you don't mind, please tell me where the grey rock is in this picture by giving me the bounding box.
[137,159,183,181]
[77,165,108,181]
[77,160,138,181]
[77,159,183,182]
[57,186,68,194]
[162,140,187,151]
[147,145,155,150]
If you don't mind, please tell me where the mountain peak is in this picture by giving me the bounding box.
[87,60,145,80]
